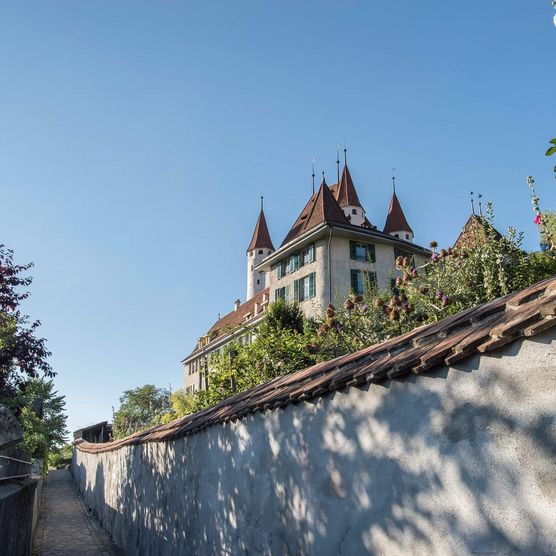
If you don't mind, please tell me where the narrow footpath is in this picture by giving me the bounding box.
[34,469,122,556]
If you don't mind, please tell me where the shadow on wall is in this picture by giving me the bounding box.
[72,348,556,555]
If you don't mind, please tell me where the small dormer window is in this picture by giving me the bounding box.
[405,234,410,240]
[352,208,357,214]
[258,249,263,255]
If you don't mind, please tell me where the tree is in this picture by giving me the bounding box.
[4,378,69,462]
[112,384,172,439]
[48,443,73,469]
[0,245,53,401]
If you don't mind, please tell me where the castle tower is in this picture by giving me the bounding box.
[384,179,414,242]
[246,198,274,300]
[336,164,367,226]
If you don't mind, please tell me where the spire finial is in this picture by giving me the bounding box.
[343,142,347,166]
[470,190,475,215]
[312,158,315,195]
[337,145,341,185]
[392,168,396,193]
[478,193,483,217]
[260,195,264,212]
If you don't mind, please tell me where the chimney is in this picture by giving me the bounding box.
[234,299,241,311]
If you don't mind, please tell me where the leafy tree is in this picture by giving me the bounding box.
[112,384,171,439]
[3,378,69,462]
[48,443,73,469]
[0,245,53,401]
[167,301,317,420]
[259,298,305,334]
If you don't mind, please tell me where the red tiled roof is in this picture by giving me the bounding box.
[186,288,269,358]
[247,210,274,252]
[280,179,350,247]
[77,275,556,454]
[454,214,501,250]
[384,191,413,235]
[336,165,362,208]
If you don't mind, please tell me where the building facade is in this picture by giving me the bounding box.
[182,162,429,392]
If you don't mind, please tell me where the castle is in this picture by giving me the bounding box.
[182,159,429,393]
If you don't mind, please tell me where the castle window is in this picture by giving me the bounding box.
[405,234,410,240]
[285,253,300,274]
[352,208,357,214]
[350,269,377,295]
[293,272,316,302]
[302,243,315,266]
[274,285,290,301]
[350,241,376,263]
[257,279,260,285]
[258,249,263,255]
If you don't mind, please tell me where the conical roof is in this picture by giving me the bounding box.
[384,191,413,235]
[247,209,274,252]
[336,165,362,207]
[281,179,350,246]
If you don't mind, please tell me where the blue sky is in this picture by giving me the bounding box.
[1,1,555,434]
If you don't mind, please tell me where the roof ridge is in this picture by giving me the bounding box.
[280,181,349,247]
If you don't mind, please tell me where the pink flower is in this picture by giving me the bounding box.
[534,214,542,225]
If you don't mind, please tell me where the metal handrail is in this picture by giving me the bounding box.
[0,474,31,481]
[0,454,32,465]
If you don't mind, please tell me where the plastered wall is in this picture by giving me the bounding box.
[73,332,556,555]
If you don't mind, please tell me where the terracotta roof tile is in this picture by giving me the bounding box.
[280,179,349,247]
[336,165,362,208]
[384,191,413,235]
[186,288,269,358]
[453,214,501,250]
[247,209,274,252]
[77,275,556,454]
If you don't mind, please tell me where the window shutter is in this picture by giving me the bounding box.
[294,279,300,302]
[367,244,376,263]
[350,241,356,260]
[285,284,290,300]
[351,270,358,292]
[309,273,315,298]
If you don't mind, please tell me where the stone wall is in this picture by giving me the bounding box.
[0,478,40,556]
[73,332,556,555]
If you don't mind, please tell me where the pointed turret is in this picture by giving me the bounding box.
[384,186,414,242]
[333,164,367,226]
[246,198,274,300]
[336,165,361,207]
[280,177,349,247]
[247,203,274,253]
